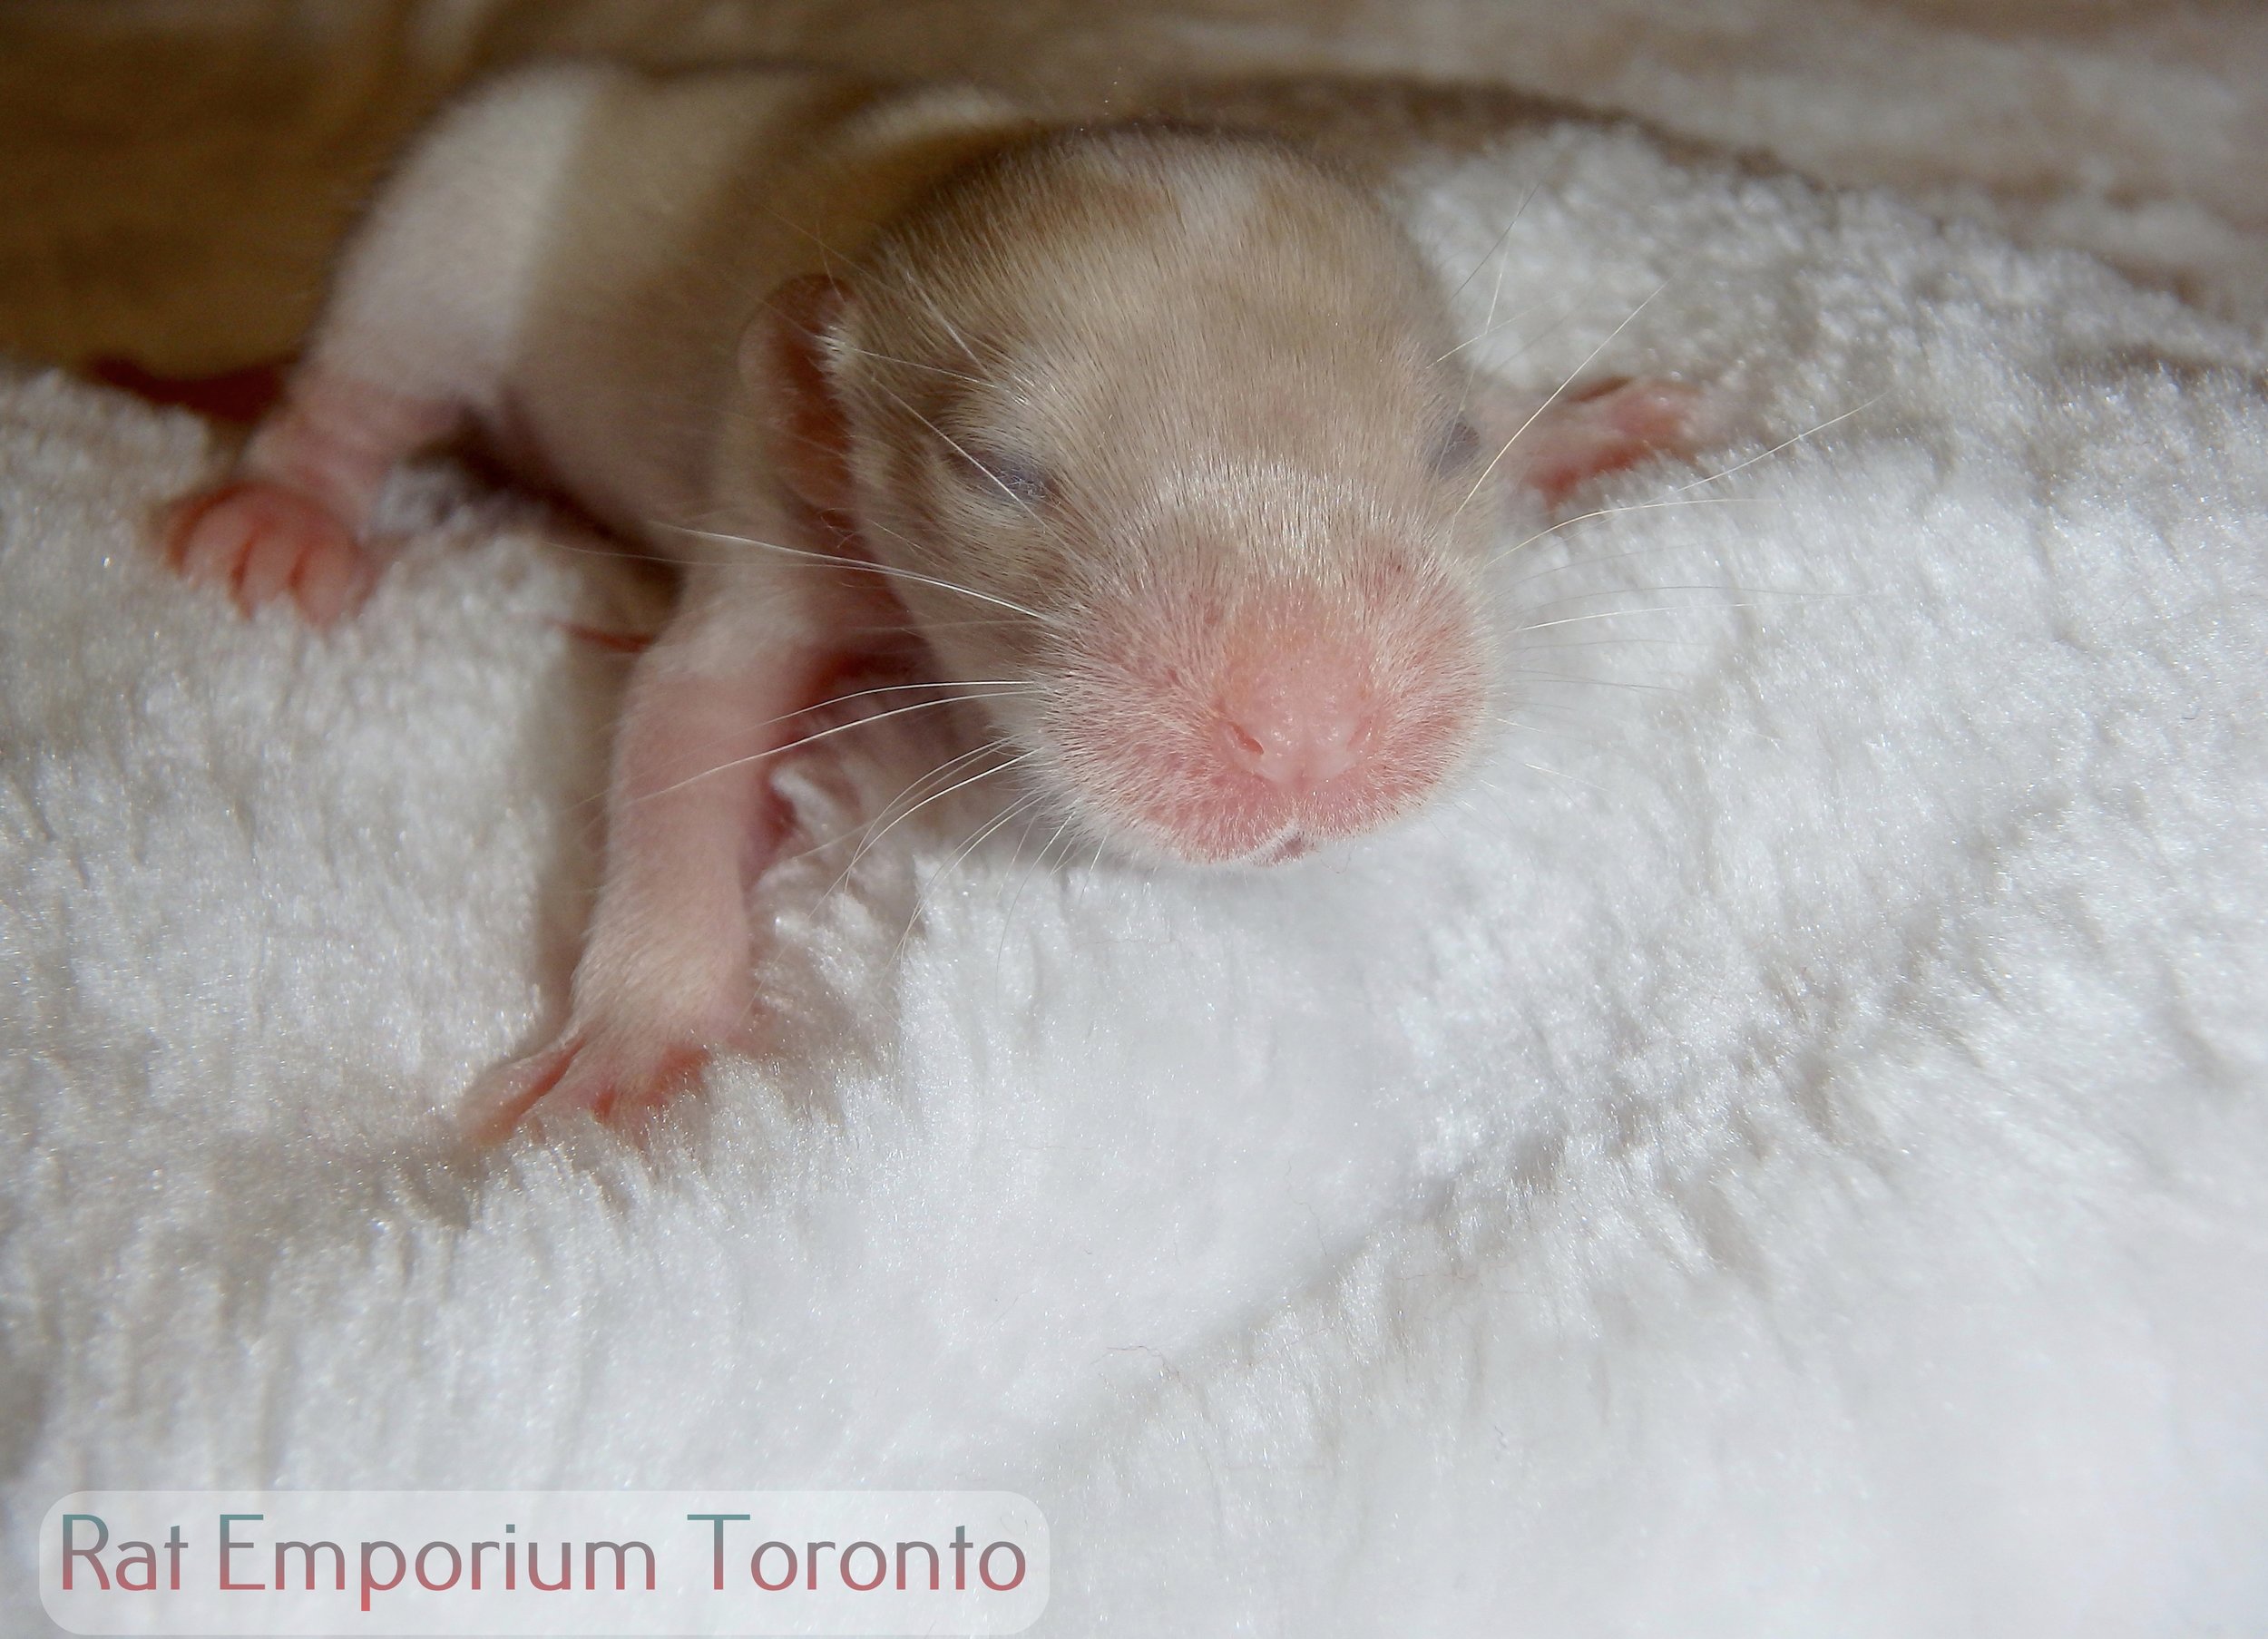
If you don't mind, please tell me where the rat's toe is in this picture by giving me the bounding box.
[463,1030,717,1144]
[163,481,367,623]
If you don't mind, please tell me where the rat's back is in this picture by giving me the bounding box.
[308,62,1028,541]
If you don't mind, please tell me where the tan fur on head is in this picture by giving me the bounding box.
[806,124,1495,863]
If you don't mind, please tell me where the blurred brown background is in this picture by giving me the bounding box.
[4,0,2263,374]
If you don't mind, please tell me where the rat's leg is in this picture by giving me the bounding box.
[464,566,853,1141]
[1504,377,1705,508]
[164,69,602,623]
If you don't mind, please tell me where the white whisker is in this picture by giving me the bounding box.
[1500,537,1732,592]
[760,206,846,278]
[781,737,1007,868]
[1519,758,1607,794]
[1512,603,1792,637]
[892,790,1048,967]
[1501,668,1689,695]
[830,339,990,389]
[827,747,1039,900]
[1444,178,1541,304]
[571,677,1037,815]
[1459,278,1671,517]
[1519,581,1855,611]
[864,374,1049,523]
[1670,395,1885,493]
[1487,495,1770,567]
[654,521,1054,623]
[1493,716,1617,746]
[994,813,1075,972]
[1515,634,1706,651]
[1436,298,1552,364]
[634,690,1038,806]
[905,277,991,376]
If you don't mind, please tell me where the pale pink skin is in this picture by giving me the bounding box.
[161,368,1695,1138]
[165,372,455,625]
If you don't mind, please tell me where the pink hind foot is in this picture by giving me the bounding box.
[164,480,376,626]
[461,1029,722,1145]
[1518,377,1705,508]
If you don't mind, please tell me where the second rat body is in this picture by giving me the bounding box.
[165,62,1696,1135]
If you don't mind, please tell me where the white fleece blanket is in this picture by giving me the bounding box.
[6,31,2268,1639]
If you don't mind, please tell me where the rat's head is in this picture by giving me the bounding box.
[764,125,1497,866]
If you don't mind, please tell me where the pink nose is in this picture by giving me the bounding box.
[1216,660,1370,795]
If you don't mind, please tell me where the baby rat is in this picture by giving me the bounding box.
[161,63,1696,1137]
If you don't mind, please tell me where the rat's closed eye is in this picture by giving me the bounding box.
[949,441,1053,507]
[1431,416,1481,476]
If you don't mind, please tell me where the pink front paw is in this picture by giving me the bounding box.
[162,480,374,626]
[1516,377,1706,508]
[461,1029,718,1145]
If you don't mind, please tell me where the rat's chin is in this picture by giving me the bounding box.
[1244,829,1319,867]
[1082,776,1414,868]
[1092,824,1328,872]
[1042,712,1466,865]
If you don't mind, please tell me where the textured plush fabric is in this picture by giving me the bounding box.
[4,7,2266,1636]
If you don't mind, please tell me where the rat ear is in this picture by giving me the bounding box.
[742,272,856,517]
[1456,376,1520,473]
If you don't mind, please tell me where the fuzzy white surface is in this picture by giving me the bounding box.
[5,94,2268,1639]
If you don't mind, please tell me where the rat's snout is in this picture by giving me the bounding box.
[1054,580,1486,866]
[1215,642,1372,797]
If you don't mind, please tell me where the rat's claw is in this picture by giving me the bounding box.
[163,480,374,626]
[461,1029,717,1145]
